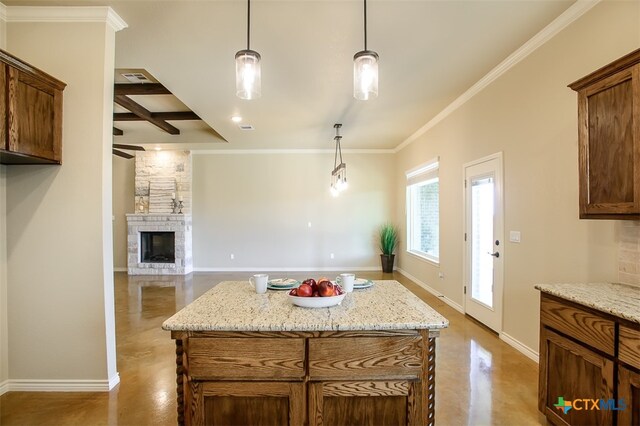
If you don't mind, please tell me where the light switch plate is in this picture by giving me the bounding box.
[509,231,521,243]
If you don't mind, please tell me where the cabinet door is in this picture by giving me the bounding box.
[577,64,640,217]
[187,381,305,426]
[7,65,63,163]
[619,366,640,425]
[538,328,614,426]
[309,380,423,426]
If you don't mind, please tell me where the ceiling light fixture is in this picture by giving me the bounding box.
[353,0,378,100]
[231,115,242,123]
[235,0,261,100]
[330,123,347,197]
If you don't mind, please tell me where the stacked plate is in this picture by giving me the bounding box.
[267,278,300,291]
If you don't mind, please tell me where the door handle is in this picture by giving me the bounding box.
[488,251,500,258]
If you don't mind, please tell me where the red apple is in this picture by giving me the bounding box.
[318,281,335,297]
[289,289,298,296]
[297,283,313,297]
[313,291,319,297]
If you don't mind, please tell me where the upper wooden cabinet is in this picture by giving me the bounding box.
[569,49,640,219]
[0,49,66,165]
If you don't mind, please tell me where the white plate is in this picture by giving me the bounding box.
[288,293,346,308]
[268,283,297,290]
[269,278,300,287]
[353,278,374,289]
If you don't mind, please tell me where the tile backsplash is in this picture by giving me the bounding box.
[618,221,640,286]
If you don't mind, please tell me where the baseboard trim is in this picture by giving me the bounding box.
[0,380,9,396]
[113,267,127,272]
[108,373,120,390]
[396,268,464,314]
[6,379,114,392]
[193,266,380,272]
[499,332,539,363]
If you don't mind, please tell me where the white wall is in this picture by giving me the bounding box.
[395,0,639,353]
[192,153,395,270]
[0,165,7,388]
[113,156,134,270]
[0,5,7,390]
[6,19,118,385]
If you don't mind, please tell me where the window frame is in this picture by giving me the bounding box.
[405,158,440,265]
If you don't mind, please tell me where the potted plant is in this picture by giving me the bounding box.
[378,223,399,273]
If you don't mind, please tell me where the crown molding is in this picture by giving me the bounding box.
[192,148,395,155]
[6,6,127,32]
[0,4,7,22]
[394,0,601,153]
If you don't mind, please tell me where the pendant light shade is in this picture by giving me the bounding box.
[236,0,261,100]
[235,49,261,100]
[353,50,378,100]
[354,0,378,100]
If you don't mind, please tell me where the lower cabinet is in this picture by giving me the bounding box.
[539,328,614,426]
[538,293,640,426]
[174,330,438,426]
[188,381,305,426]
[618,366,640,425]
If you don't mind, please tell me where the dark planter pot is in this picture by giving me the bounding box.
[380,254,395,273]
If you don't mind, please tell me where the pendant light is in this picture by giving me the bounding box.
[353,0,378,100]
[235,0,261,100]
[330,124,348,197]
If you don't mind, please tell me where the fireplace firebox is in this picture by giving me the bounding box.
[140,232,175,263]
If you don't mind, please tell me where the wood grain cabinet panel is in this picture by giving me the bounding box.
[308,336,423,380]
[619,325,640,370]
[540,295,615,356]
[539,328,614,426]
[0,49,65,165]
[188,337,305,380]
[618,366,640,426]
[569,48,640,219]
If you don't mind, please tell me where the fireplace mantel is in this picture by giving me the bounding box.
[126,213,193,275]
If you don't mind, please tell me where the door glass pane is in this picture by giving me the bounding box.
[471,176,494,308]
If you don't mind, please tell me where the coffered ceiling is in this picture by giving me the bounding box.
[6,0,575,150]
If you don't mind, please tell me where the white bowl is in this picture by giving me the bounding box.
[288,293,346,308]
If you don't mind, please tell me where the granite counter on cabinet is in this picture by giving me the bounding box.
[164,280,449,426]
[535,282,640,425]
[535,282,640,325]
[163,280,449,332]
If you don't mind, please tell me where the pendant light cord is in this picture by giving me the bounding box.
[247,0,251,50]
[363,0,367,51]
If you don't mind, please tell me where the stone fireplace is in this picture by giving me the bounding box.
[126,150,193,275]
[126,214,192,275]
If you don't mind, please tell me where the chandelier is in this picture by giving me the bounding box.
[330,124,347,197]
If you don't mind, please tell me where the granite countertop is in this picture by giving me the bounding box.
[535,282,640,324]
[162,280,449,332]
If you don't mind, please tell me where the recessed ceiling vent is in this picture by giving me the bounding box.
[239,124,254,131]
[121,72,153,84]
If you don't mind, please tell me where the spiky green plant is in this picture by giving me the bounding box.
[378,223,399,255]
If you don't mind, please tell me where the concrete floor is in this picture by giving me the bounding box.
[0,271,545,425]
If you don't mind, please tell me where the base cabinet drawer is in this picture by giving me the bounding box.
[619,325,640,370]
[308,336,423,380]
[188,337,305,380]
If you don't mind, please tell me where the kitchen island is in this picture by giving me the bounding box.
[163,280,449,426]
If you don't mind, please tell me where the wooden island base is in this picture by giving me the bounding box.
[172,329,438,426]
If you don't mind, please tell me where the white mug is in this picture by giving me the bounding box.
[338,273,355,293]
[250,274,269,294]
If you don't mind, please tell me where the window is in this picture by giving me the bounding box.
[406,158,439,263]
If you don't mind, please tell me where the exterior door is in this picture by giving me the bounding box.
[464,153,504,332]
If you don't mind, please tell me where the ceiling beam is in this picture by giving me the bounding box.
[113,144,145,151]
[112,149,134,159]
[114,111,201,122]
[114,95,180,135]
[113,127,124,136]
[114,83,171,96]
